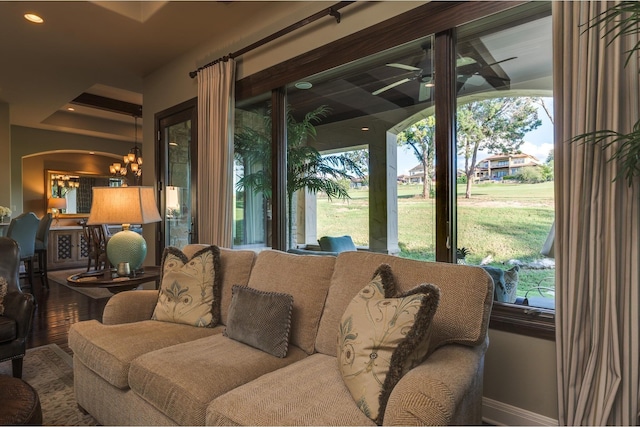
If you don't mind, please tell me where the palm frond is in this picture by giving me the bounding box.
[571,119,640,186]
[582,1,640,67]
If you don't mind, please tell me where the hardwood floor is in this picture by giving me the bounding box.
[24,274,109,355]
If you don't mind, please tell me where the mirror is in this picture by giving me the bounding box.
[46,170,126,217]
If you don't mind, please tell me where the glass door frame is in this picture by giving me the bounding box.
[154,97,198,262]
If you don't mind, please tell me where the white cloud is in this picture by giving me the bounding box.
[520,141,553,161]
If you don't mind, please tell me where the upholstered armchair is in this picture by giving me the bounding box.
[0,237,36,378]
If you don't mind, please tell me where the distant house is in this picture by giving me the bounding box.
[350,176,367,189]
[474,153,542,181]
[398,165,465,184]
[407,164,426,184]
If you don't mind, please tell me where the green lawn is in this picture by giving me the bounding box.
[317,181,556,297]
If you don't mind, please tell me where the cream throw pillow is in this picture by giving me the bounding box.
[152,245,221,327]
[337,264,440,425]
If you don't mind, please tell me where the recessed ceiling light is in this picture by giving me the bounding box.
[294,81,313,90]
[361,127,370,131]
[67,107,75,111]
[169,141,178,146]
[24,13,44,24]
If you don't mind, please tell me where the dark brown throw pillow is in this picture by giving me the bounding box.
[224,285,294,358]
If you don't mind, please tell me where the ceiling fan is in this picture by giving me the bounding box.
[372,55,516,97]
[456,56,517,88]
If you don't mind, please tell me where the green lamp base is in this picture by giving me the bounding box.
[106,229,147,271]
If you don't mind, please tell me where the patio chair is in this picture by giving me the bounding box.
[317,235,357,253]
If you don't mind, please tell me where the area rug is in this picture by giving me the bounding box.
[47,269,113,299]
[0,344,97,425]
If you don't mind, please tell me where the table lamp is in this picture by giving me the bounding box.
[87,186,161,271]
[47,197,67,224]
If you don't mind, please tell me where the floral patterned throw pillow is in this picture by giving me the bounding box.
[152,245,221,327]
[337,264,440,425]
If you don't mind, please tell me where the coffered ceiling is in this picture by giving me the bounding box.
[0,1,310,142]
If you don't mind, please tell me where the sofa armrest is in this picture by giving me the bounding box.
[2,291,35,338]
[383,341,487,426]
[102,290,159,325]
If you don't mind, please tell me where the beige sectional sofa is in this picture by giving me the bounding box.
[68,245,493,426]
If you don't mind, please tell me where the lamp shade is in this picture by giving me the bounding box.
[87,186,161,226]
[47,197,67,210]
[87,186,161,271]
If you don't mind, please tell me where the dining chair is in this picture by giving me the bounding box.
[34,213,53,289]
[80,220,107,271]
[6,212,40,295]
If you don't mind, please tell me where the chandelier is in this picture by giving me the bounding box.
[110,116,143,181]
[51,174,80,189]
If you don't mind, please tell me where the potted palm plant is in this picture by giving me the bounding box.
[235,105,364,248]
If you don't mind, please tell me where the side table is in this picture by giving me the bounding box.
[66,266,161,293]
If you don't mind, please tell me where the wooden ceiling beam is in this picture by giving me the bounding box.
[71,93,142,117]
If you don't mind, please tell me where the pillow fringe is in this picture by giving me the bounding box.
[375,283,440,425]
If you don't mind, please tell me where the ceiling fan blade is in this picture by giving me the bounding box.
[386,63,422,72]
[456,56,476,67]
[372,78,412,95]
[484,56,517,67]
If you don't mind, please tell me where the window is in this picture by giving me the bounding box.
[233,1,554,339]
[456,9,555,337]
[233,94,271,248]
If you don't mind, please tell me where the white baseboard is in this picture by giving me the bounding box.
[482,397,558,426]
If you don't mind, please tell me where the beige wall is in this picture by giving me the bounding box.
[0,102,10,211]
[22,152,119,217]
[143,2,559,422]
[485,329,558,421]
[10,125,132,215]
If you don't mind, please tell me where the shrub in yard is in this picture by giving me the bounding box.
[516,166,545,183]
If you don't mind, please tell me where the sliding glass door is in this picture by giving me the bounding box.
[156,99,197,257]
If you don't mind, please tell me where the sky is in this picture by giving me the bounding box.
[397,98,554,175]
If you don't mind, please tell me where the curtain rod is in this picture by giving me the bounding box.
[189,1,354,78]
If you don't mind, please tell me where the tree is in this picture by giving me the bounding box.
[457,97,542,198]
[235,105,364,248]
[397,116,436,198]
[340,149,369,176]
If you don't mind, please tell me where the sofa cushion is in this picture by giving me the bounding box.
[152,245,221,327]
[247,250,335,355]
[182,245,256,325]
[206,353,375,426]
[337,264,440,424]
[318,235,357,252]
[128,333,308,426]
[224,285,293,358]
[316,252,493,356]
[68,319,220,389]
